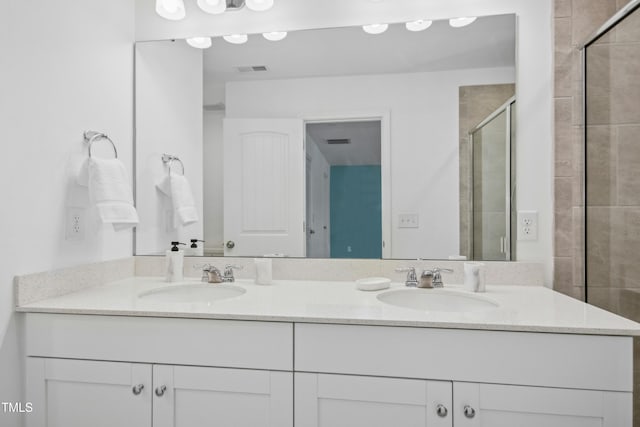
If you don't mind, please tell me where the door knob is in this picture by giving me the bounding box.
[155,385,167,397]
[226,240,235,249]
[131,384,144,395]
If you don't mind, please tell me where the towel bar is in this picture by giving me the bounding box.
[84,131,118,159]
[162,154,185,175]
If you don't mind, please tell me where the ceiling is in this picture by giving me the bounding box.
[306,121,381,166]
[203,14,516,84]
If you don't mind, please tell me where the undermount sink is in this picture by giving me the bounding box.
[377,288,498,313]
[138,283,246,304]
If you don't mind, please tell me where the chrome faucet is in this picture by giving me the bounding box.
[396,267,454,288]
[223,264,243,282]
[200,264,223,283]
[396,267,419,287]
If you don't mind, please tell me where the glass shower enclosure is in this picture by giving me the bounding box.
[470,98,516,261]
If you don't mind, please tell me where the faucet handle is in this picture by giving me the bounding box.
[395,267,418,287]
[430,267,454,287]
[193,263,211,282]
[223,264,243,281]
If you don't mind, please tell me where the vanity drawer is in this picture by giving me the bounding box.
[26,314,293,371]
[294,323,632,392]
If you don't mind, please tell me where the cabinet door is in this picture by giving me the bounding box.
[295,373,452,427]
[453,382,631,427]
[153,365,292,427]
[26,357,152,427]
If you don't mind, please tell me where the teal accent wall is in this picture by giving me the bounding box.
[330,165,382,258]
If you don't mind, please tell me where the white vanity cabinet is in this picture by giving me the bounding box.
[23,314,635,426]
[453,382,630,426]
[27,358,292,427]
[24,314,294,427]
[295,373,453,427]
[26,358,152,427]
[294,323,633,427]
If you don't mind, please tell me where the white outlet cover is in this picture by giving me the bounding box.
[65,207,86,241]
[517,210,538,241]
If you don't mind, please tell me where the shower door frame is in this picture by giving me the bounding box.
[581,0,640,303]
[469,96,516,261]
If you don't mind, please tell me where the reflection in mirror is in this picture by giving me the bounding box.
[135,14,517,260]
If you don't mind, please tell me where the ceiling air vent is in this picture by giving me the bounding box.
[236,65,268,73]
[326,138,351,145]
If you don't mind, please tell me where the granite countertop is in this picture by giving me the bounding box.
[16,276,640,336]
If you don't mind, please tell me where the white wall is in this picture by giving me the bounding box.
[224,68,515,259]
[134,0,555,283]
[0,0,135,425]
[135,42,204,255]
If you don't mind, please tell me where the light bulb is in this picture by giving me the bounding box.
[263,31,287,41]
[245,0,274,11]
[362,24,389,35]
[405,20,433,32]
[449,17,477,28]
[156,0,185,20]
[223,34,248,44]
[186,37,212,49]
[197,0,226,14]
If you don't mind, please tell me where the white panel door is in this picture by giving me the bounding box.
[224,118,304,257]
[295,373,452,427]
[153,365,293,427]
[453,382,632,427]
[26,357,152,427]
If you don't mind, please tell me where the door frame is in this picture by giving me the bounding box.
[301,110,391,259]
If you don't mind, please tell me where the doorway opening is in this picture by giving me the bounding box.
[305,120,383,259]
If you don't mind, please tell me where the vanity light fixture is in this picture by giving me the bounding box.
[262,31,287,41]
[197,0,226,14]
[155,0,186,20]
[405,19,433,32]
[362,23,389,35]
[449,16,477,28]
[245,0,274,11]
[186,37,212,49]
[223,34,249,44]
[158,0,276,20]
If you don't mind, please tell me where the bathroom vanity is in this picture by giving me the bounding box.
[17,269,638,427]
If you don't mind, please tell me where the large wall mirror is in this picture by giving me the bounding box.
[135,14,517,261]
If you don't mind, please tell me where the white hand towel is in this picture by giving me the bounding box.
[156,173,198,226]
[87,158,139,231]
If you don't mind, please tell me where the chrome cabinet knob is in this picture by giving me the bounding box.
[436,404,448,418]
[132,384,144,395]
[226,240,235,249]
[155,385,167,397]
[463,405,476,418]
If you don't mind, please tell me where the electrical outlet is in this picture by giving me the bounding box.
[517,210,538,241]
[65,207,85,241]
[398,213,419,228]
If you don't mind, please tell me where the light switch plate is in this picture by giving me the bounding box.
[398,213,419,228]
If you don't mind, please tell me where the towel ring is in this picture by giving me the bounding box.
[84,131,118,159]
[162,154,185,176]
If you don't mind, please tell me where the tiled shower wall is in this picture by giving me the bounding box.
[553,0,626,299]
[554,1,640,425]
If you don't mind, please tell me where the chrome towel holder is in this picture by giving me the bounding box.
[162,154,185,175]
[84,131,118,159]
